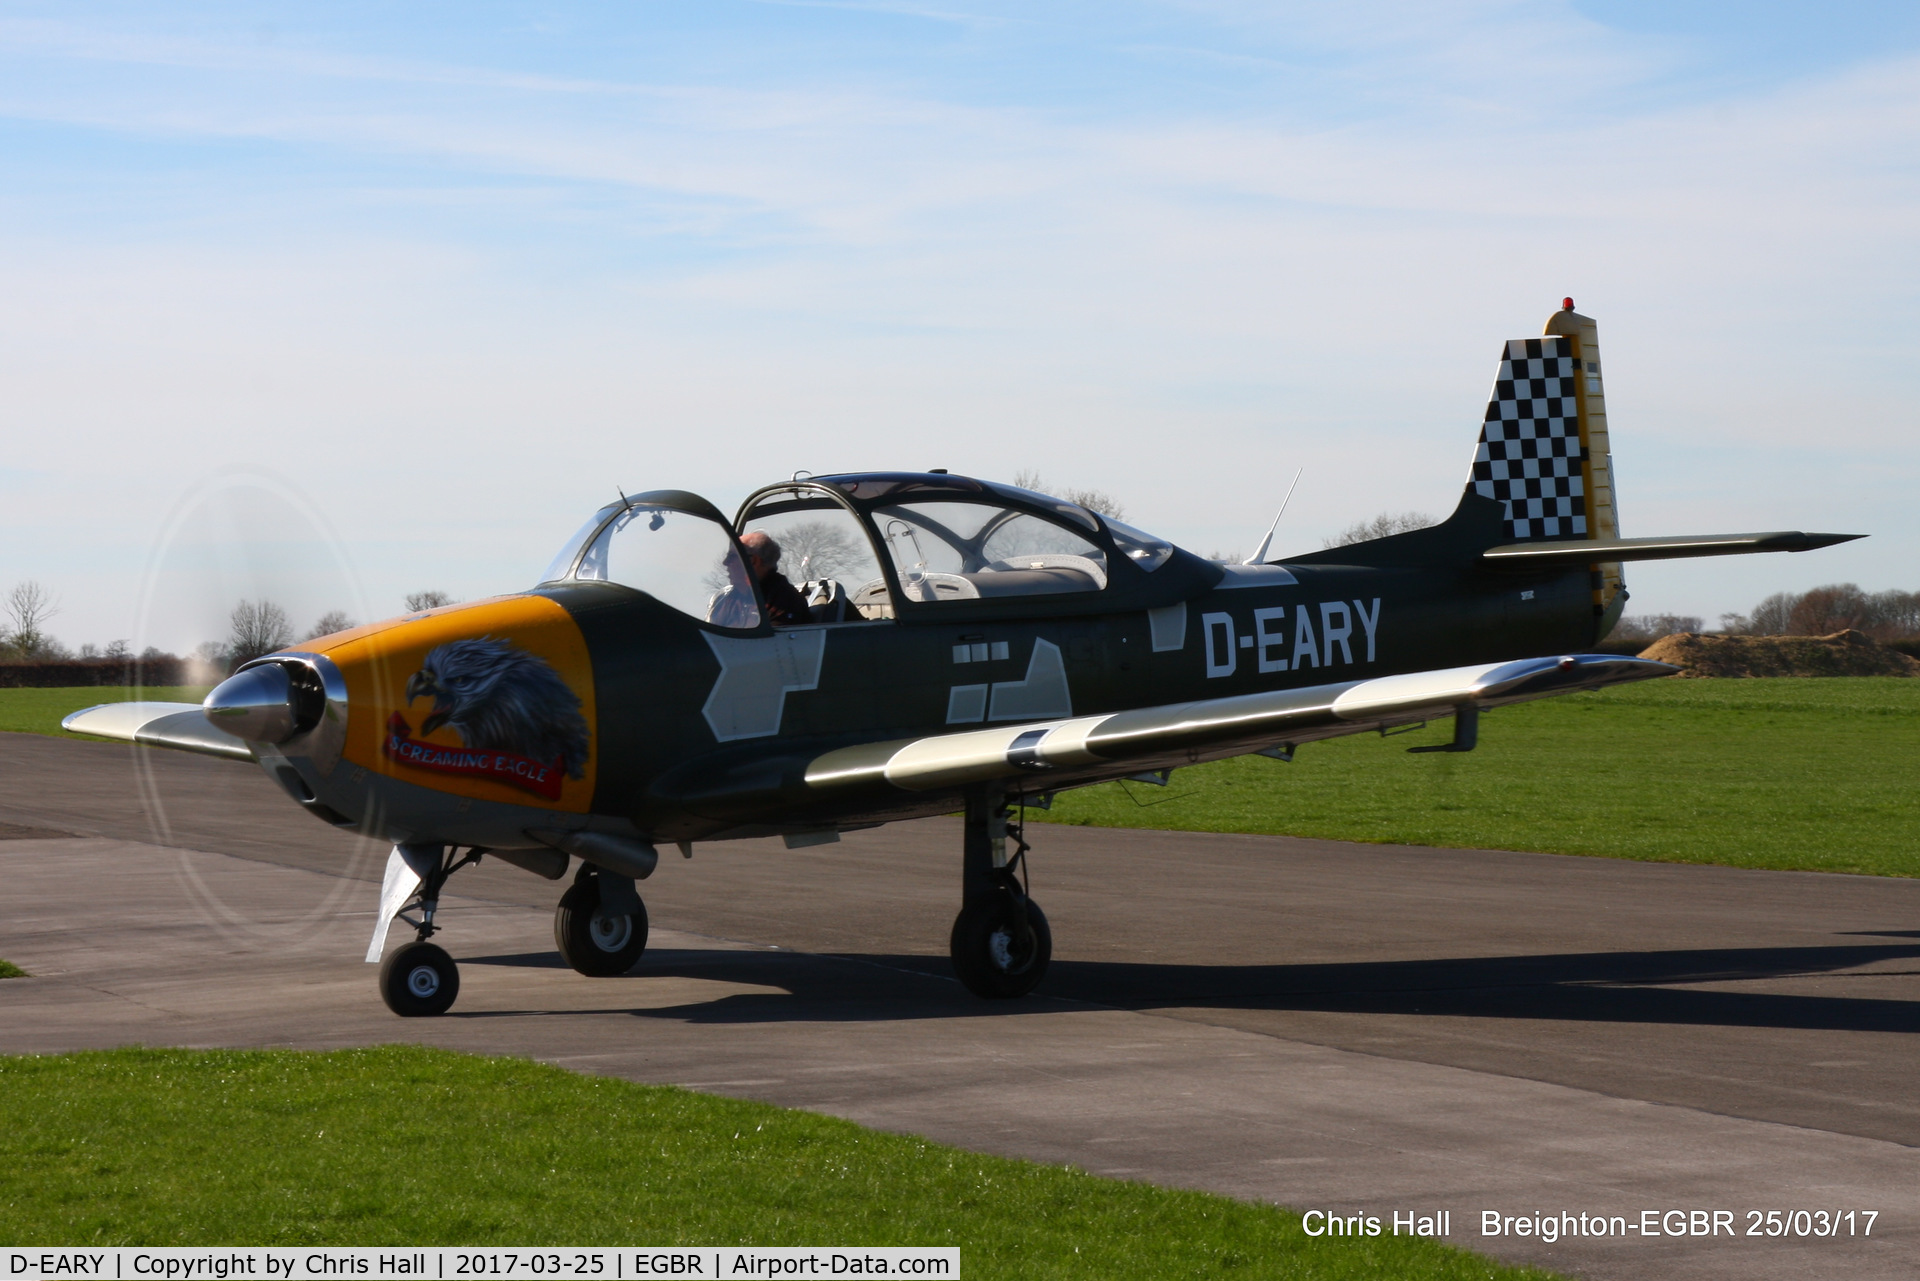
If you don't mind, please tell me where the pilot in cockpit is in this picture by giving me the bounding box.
[740,530,810,626]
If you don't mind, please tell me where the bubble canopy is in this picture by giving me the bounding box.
[541,474,1209,626]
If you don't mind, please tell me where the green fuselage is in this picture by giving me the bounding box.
[535,502,1602,841]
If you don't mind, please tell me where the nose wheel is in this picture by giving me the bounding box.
[380,941,460,1017]
[555,866,649,976]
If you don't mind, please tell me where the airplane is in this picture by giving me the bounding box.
[66,301,1860,1016]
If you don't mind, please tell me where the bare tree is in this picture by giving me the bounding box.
[1723,584,1920,639]
[405,590,456,612]
[1324,511,1436,549]
[4,581,59,655]
[1064,486,1126,521]
[776,520,864,580]
[307,610,356,640]
[1008,470,1127,521]
[1869,589,1920,638]
[1735,591,1798,635]
[227,599,293,668]
[1789,584,1872,636]
[189,640,228,682]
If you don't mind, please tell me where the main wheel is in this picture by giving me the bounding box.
[380,941,460,1017]
[950,894,1051,999]
[554,876,649,976]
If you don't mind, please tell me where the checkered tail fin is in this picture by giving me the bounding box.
[1468,303,1624,619]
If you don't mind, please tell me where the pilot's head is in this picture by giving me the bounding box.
[741,530,782,580]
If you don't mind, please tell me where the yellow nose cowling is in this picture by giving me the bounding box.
[303,594,599,813]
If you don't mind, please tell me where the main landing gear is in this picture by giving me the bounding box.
[950,787,1051,999]
[554,863,649,977]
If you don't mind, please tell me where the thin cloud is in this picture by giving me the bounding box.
[0,4,1912,644]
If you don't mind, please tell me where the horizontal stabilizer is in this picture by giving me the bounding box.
[1483,531,1863,568]
[61,701,255,762]
[806,653,1676,795]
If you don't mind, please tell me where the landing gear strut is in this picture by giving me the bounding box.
[950,787,1051,999]
[375,843,484,1018]
[554,863,649,976]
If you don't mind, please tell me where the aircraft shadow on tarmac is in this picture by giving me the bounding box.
[459,940,1920,1032]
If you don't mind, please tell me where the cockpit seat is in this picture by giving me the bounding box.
[803,578,852,624]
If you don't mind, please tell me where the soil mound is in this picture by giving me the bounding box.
[1637,630,1920,678]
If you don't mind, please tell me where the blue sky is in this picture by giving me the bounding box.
[2,2,1916,650]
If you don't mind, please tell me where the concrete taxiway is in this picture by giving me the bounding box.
[2,732,1916,1279]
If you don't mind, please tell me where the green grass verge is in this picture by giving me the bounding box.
[0,1048,1551,1279]
[0,959,24,978]
[0,686,211,737]
[1036,678,1920,878]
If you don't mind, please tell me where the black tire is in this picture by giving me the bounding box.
[950,894,1051,999]
[554,877,649,977]
[380,941,460,1017]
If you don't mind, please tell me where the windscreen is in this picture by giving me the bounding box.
[540,505,620,584]
[573,505,762,629]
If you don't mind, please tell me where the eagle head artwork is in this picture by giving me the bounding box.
[403,638,590,780]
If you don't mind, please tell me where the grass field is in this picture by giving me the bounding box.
[0,686,209,737]
[1035,678,1920,878]
[0,1048,1551,1279]
[0,959,24,978]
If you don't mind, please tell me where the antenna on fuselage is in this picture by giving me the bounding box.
[1243,467,1304,566]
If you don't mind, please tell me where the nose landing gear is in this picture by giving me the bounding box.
[372,843,484,1017]
[950,788,1051,999]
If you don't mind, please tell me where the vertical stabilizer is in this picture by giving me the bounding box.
[1469,299,1626,628]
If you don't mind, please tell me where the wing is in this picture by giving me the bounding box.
[804,653,1674,793]
[650,652,1677,832]
[61,701,255,762]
